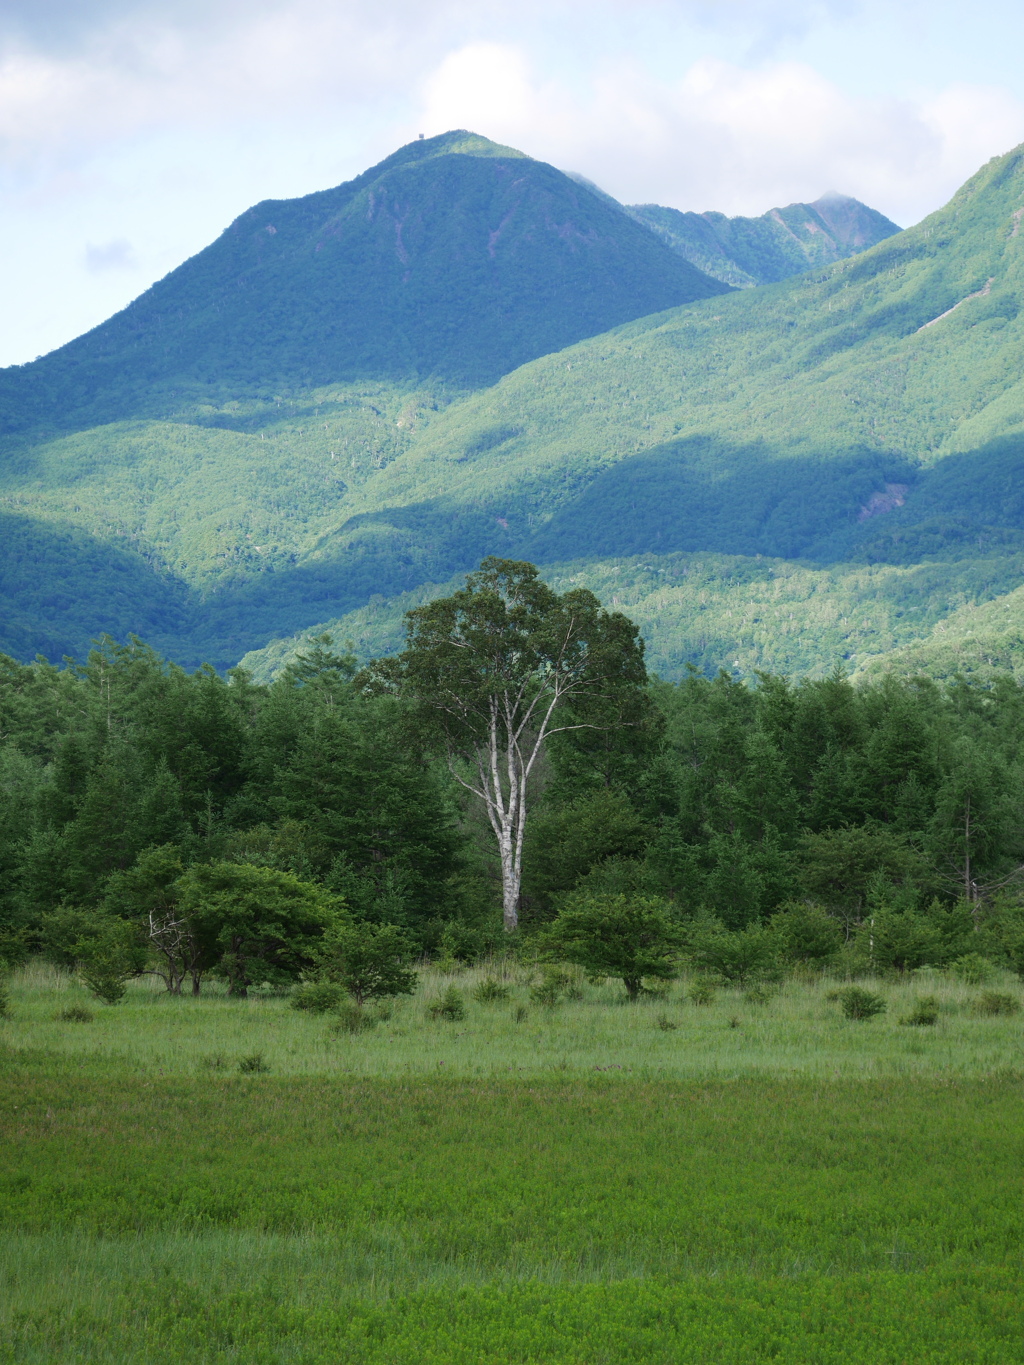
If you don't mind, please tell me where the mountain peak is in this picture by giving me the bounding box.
[0,131,727,434]
[365,129,530,179]
[626,192,901,287]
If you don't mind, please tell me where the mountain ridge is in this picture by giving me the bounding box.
[4,135,1024,680]
[625,192,901,287]
[0,130,728,437]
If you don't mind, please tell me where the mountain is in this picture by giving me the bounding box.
[234,142,1024,678]
[353,142,1024,564]
[625,193,901,287]
[0,131,727,437]
[5,134,1024,680]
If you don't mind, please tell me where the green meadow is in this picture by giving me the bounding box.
[2,963,1023,1362]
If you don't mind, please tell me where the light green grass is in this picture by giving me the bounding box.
[3,965,1024,1361]
[4,959,1023,1080]
[1,1067,1023,1359]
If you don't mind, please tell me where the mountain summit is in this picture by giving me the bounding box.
[0,131,727,433]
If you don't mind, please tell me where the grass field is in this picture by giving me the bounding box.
[2,963,1024,1361]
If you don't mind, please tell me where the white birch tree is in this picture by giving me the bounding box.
[369,559,648,930]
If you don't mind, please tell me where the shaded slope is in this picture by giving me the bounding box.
[0,512,191,662]
[626,193,901,287]
[0,131,727,435]
[358,142,1024,556]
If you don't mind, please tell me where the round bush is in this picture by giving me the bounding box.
[427,987,466,1022]
[900,997,939,1026]
[838,986,886,1021]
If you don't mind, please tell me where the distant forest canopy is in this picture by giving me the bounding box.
[238,546,1024,689]
[3,633,1024,985]
[2,135,1024,679]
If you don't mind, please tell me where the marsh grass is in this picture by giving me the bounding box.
[5,960,1023,1081]
[3,960,1024,1361]
[1,1065,1023,1361]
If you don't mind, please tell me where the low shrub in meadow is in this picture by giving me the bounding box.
[900,997,939,1027]
[974,991,1021,1017]
[471,977,510,1004]
[333,1001,376,1033]
[55,1005,94,1023]
[427,987,466,1022]
[837,987,886,1021]
[949,953,994,985]
[291,981,344,1013]
[688,977,717,1006]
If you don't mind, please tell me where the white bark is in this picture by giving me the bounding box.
[442,617,597,931]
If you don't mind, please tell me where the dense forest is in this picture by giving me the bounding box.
[3,606,1024,993]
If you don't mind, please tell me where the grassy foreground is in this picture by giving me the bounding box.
[2,965,1024,1361]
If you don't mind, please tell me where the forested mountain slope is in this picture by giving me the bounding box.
[238,549,1024,685]
[236,143,1024,680]
[626,193,901,287]
[0,131,726,437]
[318,145,1024,588]
[5,138,1024,676]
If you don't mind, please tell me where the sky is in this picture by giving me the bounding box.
[3,0,1024,366]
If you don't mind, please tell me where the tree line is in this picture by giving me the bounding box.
[2,558,1023,1003]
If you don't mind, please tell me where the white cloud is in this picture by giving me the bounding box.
[416,43,1024,225]
[84,237,135,271]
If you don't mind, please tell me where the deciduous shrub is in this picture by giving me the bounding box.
[238,1052,269,1073]
[974,991,1021,1017]
[528,966,582,1007]
[901,996,939,1026]
[837,986,886,1021]
[78,921,147,1004]
[427,986,466,1021]
[178,862,338,998]
[472,976,511,1003]
[314,920,417,1007]
[689,977,717,1006]
[949,953,993,985]
[290,981,343,1013]
[536,893,683,1000]
[686,917,781,986]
